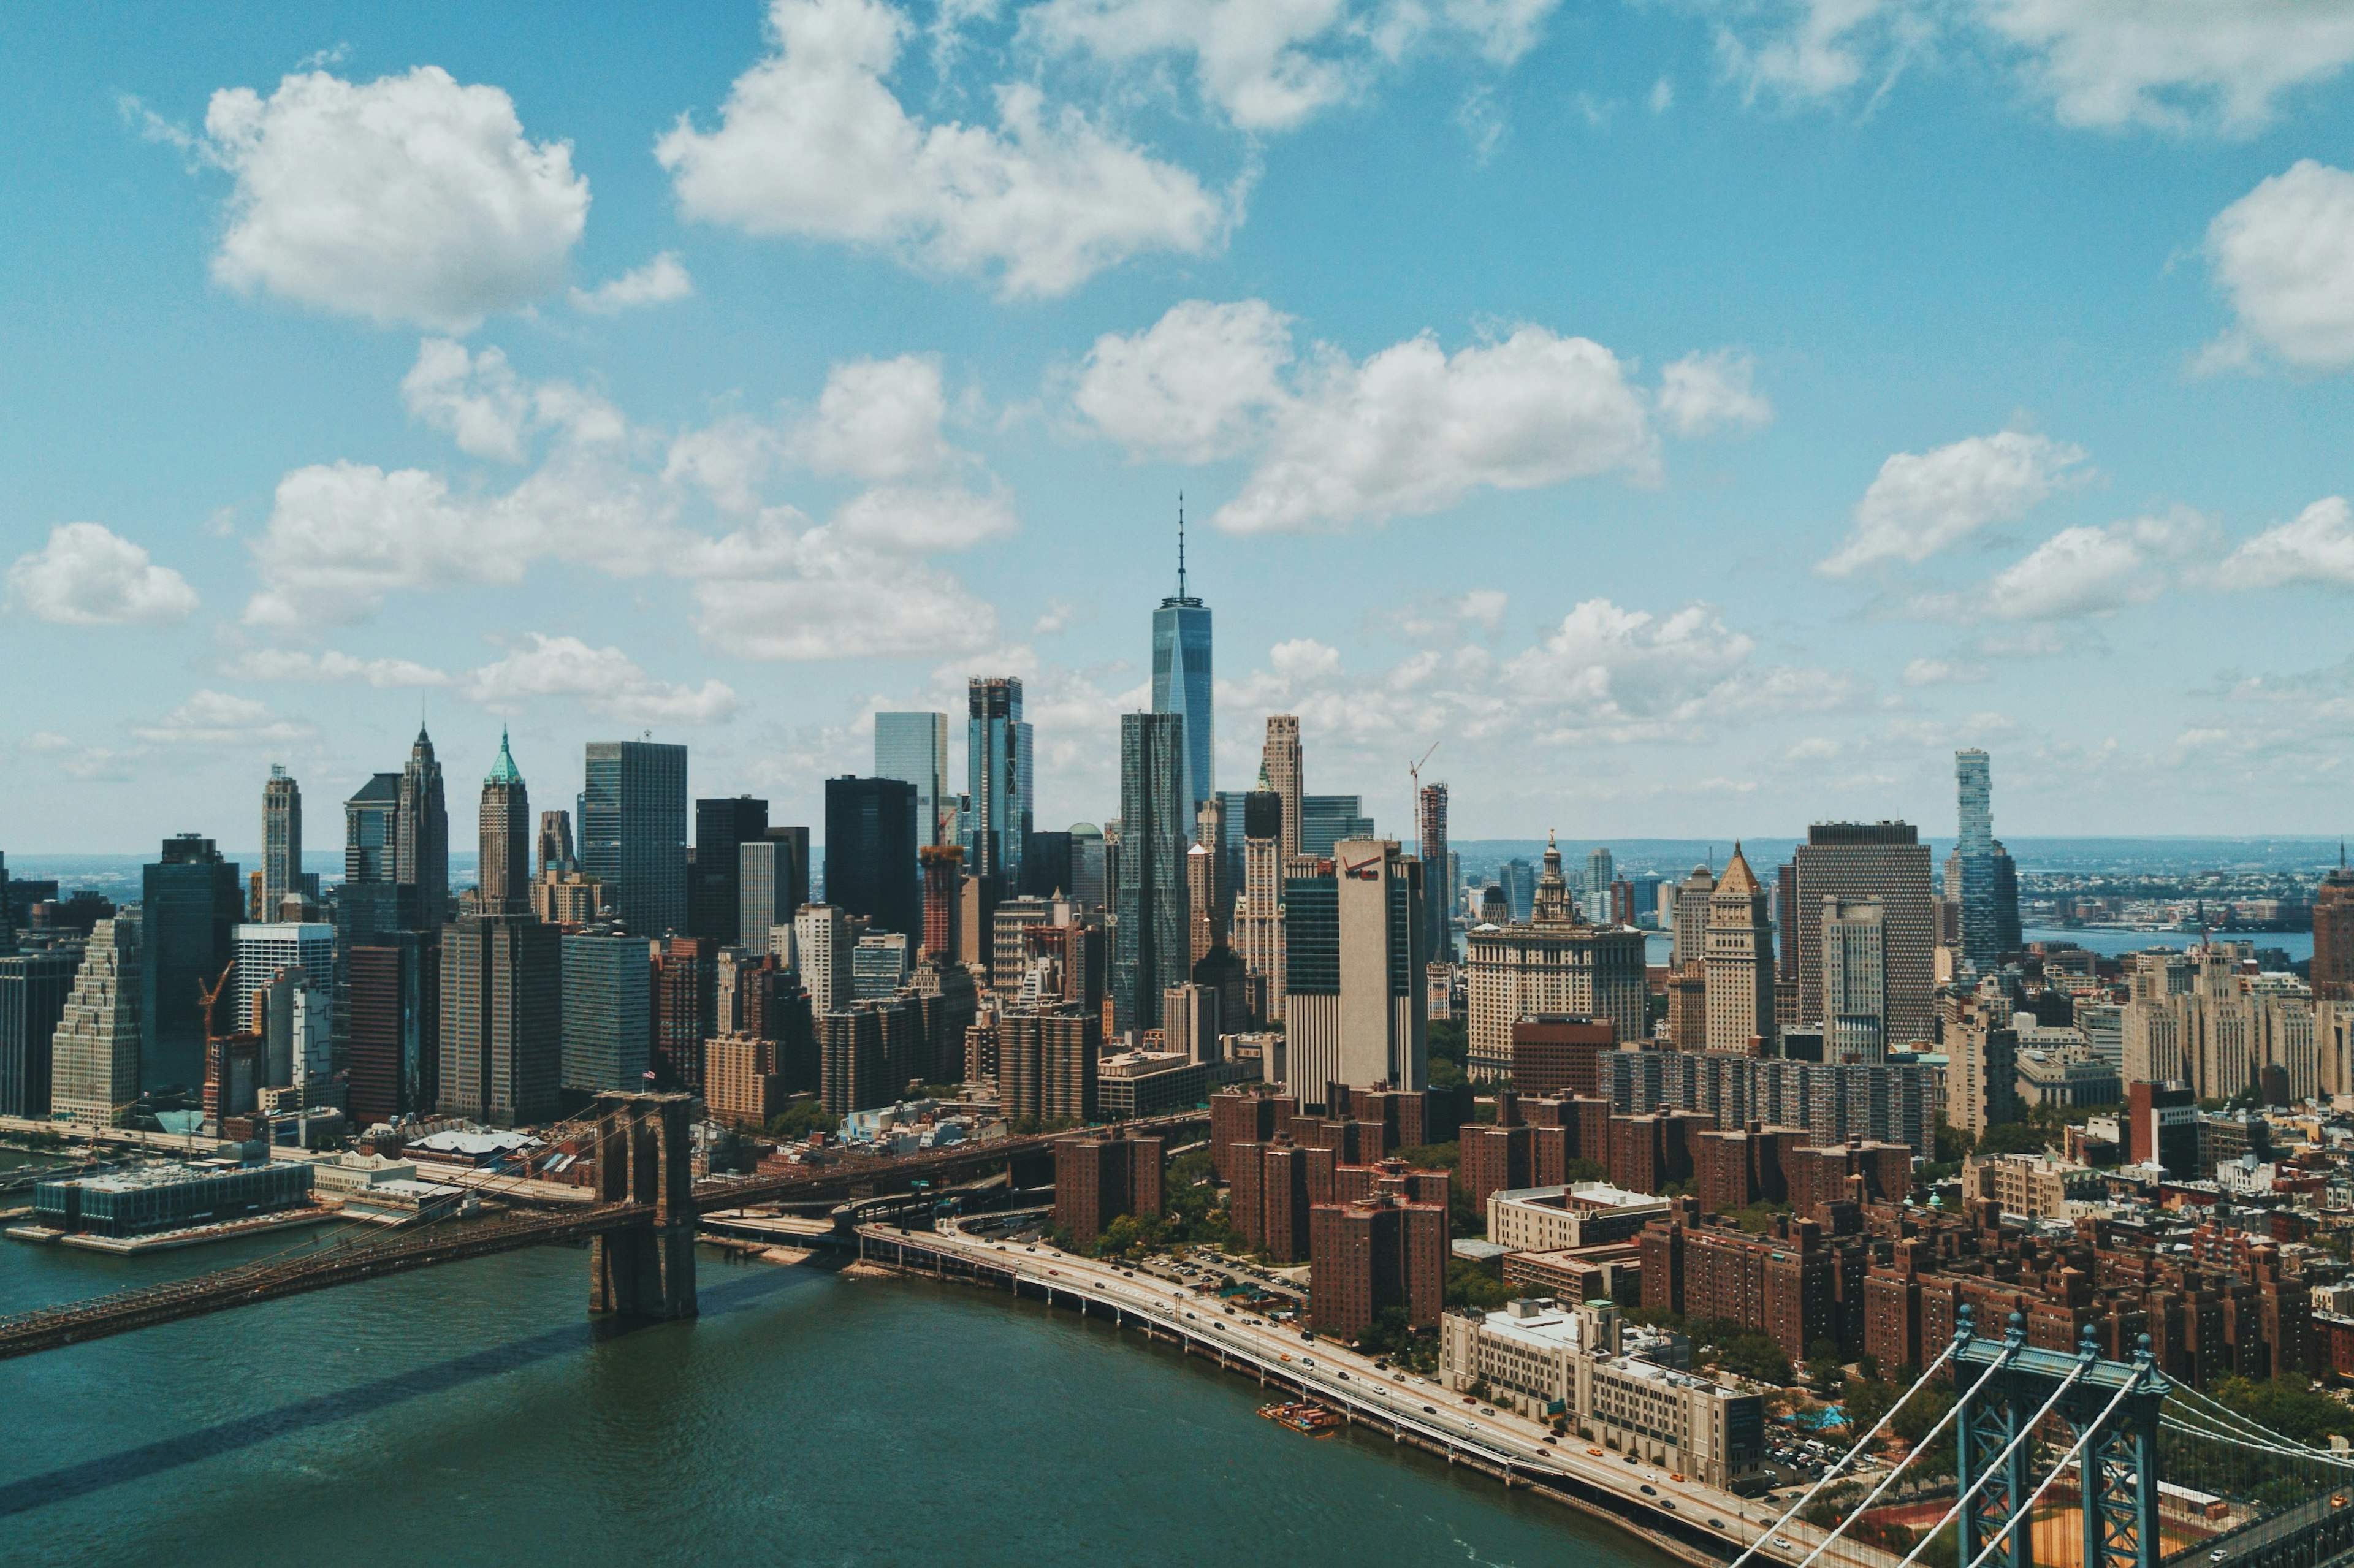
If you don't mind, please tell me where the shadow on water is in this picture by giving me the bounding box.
[0,1258,820,1519]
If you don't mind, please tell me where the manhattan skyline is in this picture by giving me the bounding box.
[8,3,2354,851]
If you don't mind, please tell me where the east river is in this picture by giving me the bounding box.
[0,1161,1678,1568]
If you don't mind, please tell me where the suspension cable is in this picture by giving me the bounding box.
[1957,1373,2143,1568]
[1884,1352,2096,1568]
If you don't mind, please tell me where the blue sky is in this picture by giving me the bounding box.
[7,0,2354,854]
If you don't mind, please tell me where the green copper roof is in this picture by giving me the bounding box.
[485,726,524,787]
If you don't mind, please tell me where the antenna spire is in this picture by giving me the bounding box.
[1177,491,1187,600]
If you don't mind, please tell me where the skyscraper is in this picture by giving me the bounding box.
[1281,837,1427,1103]
[559,930,652,1098]
[1263,715,1303,864]
[141,834,241,1093]
[965,677,1032,892]
[690,796,768,945]
[2315,851,2354,1000]
[440,911,561,1126]
[231,921,335,1032]
[875,711,950,847]
[262,765,302,915]
[1418,783,1452,962]
[347,932,436,1128]
[1791,823,1935,1047]
[1704,845,1775,1053]
[1113,711,1190,1034]
[1821,896,1887,1063]
[479,728,531,915]
[794,904,853,1016]
[1151,506,1214,817]
[823,775,920,937]
[397,726,451,932]
[919,843,964,959]
[739,831,809,956]
[1234,771,1287,1023]
[583,740,688,937]
[1954,749,1998,973]
[537,809,576,876]
[0,948,78,1117]
[51,916,142,1126]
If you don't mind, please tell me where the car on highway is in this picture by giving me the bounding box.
[1662,1502,1677,1512]
[1480,1407,1495,1416]
[1775,1539,1795,1553]
[1542,1436,1558,1446]
[1640,1485,1656,1496]
[1709,1520,1726,1530]
[1338,1371,1350,1380]
[1301,1358,1316,1368]
[1588,1448,1604,1457]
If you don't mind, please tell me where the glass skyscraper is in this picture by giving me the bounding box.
[583,740,689,938]
[874,711,949,847]
[964,678,1031,889]
[1151,516,1213,818]
[1954,748,1997,973]
[140,834,242,1094]
[1113,711,1189,1034]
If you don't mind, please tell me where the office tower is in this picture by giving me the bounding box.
[1233,775,1287,1024]
[1418,783,1452,962]
[1821,897,1887,1063]
[1190,794,1230,960]
[440,911,561,1126]
[1114,711,1190,1035]
[1992,842,2021,955]
[1945,994,2021,1136]
[1281,837,1427,1103]
[231,921,335,1031]
[346,932,436,1128]
[51,916,142,1125]
[1790,822,1935,1048]
[397,725,451,931]
[583,740,689,938]
[875,711,950,847]
[991,895,1051,994]
[853,932,911,999]
[1068,824,1107,910]
[262,765,302,915]
[342,772,405,938]
[1671,864,1715,971]
[141,834,242,1093]
[1586,846,1615,918]
[1498,858,1534,924]
[1151,509,1214,816]
[1262,715,1303,864]
[1301,796,1376,859]
[560,928,651,1095]
[2317,852,2354,1000]
[794,904,853,1015]
[1463,834,1647,1076]
[689,795,768,946]
[965,677,1032,891]
[1774,862,1799,981]
[1704,847,1775,1053]
[1000,1005,1100,1124]
[0,948,78,1117]
[1164,981,1222,1065]
[251,970,332,1097]
[476,728,532,915]
[918,844,964,959]
[823,775,920,937]
[650,936,717,1092]
[1954,749,1998,973]
[537,809,576,877]
[739,833,806,957]
[1022,829,1073,900]
[529,863,607,926]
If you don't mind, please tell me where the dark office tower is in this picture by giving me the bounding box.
[1992,841,2022,956]
[140,834,241,1093]
[1022,830,1073,899]
[397,725,451,931]
[583,740,689,937]
[2317,853,2354,1000]
[346,932,436,1128]
[537,810,576,877]
[1774,861,1800,981]
[1791,822,1934,1048]
[1151,504,1213,816]
[478,728,531,916]
[1954,749,1998,973]
[920,844,964,959]
[440,911,560,1127]
[875,711,950,847]
[690,796,768,946]
[651,936,717,1093]
[262,765,302,915]
[0,948,80,1116]
[965,677,1032,891]
[1113,711,1190,1035]
[1417,782,1452,963]
[823,777,920,937]
[560,929,652,1095]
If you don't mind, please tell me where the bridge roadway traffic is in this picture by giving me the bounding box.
[874,1218,1908,1568]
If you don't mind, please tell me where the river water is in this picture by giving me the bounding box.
[0,1181,1678,1568]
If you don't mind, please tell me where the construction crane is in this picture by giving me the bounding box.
[1407,742,1439,853]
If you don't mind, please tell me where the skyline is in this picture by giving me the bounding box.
[9,2,2354,851]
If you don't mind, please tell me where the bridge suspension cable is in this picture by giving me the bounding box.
[1956,1372,2144,1568]
[1883,1349,2097,1568]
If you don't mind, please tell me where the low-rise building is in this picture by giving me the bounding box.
[31,1159,314,1238]
[1967,1151,2108,1219]
[1487,1182,1669,1253]
[1097,1050,1206,1119]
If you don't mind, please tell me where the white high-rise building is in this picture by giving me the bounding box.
[51,916,143,1126]
[794,904,853,1016]
[233,922,335,1032]
[1821,896,1887,1064]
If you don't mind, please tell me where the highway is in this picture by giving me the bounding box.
[883,1218,1907,1568]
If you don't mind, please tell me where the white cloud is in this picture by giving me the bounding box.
[793,354,957,481]
[221,647,451,687]
[1457,588,1509,630]
[569,251,693,314]
[462,634,739,725]
[7,522,200,625]
[2215,497,2354,590]
[26,731,150,783]
[831,482,1019,552]
[202,67,588,331]
[1819,429,2090,576]
[655,0,1232,298]
[1074,299,1293,462]
[1902,657,1990,687]
[1975,0,2354,134]
[2206,160,2354,371]
[691,525,999,660]
[1981,512,2204,620]
[1717,0,1919,106]
[1656,348,1773,438]
[133,690,314,747]
[1648,76,1675,112]
[401,338,533,462]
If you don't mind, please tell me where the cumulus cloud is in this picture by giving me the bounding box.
[1073,299,1294,463]
[1902,657,1991,687]
[569,251,693,314]
[1980,511,2209,620]
[1819,430,2090,576]
[793,354,958,481]
[200,67,588,331]
[7,522,200,625]
[220,647,451,687]
[401,338,534,462]
[462,634,738,725]
[1457,588,1509,630]
[655,0,1232,298]
[133,690,314,747]
[1656,348,1773,438]
[690,524,999,660]
[2214,497,2354,590]
[2206,160,2354,371]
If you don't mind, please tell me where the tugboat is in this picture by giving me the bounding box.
[1259,1401,1343,1436]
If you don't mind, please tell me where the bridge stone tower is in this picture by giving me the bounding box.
[588,1091,698,1321]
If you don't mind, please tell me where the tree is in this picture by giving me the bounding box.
[1715,1331,1793,1387]
[1975,1121,2049,1158]
[1807,1338,1846,1394]
[1842,1376,1899,1439]
[1446,1256,1515,1312]
[765,1100,840,1140]
[1355,1306,1414,1358]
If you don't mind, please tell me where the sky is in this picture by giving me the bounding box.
[6,0,2354,856]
